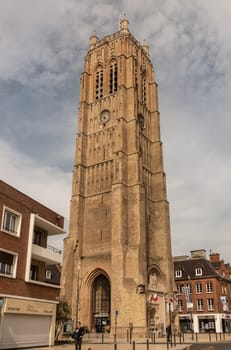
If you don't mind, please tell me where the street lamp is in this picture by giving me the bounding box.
[182,279,194,340]
[168,301,172,345]
[76,265,80,323]
[73,240,81,325]
[165,294,173,346]
[187,302,194,340]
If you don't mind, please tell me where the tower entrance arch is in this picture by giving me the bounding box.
[91,274,110,332]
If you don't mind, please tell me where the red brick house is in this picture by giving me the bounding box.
[174,249,231,333]
[0,180,65,349]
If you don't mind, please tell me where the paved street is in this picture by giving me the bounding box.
[28,343,188,350]
[26,333,231,350]
[188,344,231,350]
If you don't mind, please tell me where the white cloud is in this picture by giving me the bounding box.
[0,139,71,218]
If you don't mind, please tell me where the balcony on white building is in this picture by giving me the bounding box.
[26,214,65,285]
[32,243,62,265]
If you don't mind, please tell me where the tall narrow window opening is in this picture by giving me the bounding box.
[96,66,103,100]
[142,77,146,104]
[0,250,17,277]
[110,61,118,94]
[2,207,22,236]
[92,274,110,332]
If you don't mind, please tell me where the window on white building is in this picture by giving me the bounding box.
[0,249,18,278]
[1,206,22,237]
[30,265,39,281]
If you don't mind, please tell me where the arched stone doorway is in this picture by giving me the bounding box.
[147,266,165,336]
[91,274,110,332]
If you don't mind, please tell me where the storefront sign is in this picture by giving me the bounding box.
[5,298,56,316]
[221,314,231,319]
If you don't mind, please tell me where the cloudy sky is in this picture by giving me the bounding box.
[1,0,231,262]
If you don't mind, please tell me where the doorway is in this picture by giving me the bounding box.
[91,274,110,332]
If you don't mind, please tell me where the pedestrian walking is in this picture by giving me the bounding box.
[166,324,172,343]
[72,321,85,350]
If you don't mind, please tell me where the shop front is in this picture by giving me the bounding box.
[0,297,57,349]
[221,314,231,333]
[198,315,215,333]
[179,315,193,333]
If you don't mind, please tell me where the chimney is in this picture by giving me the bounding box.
[209,252,220,263]
[191,249,206,259]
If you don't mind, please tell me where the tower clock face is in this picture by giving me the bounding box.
[99,109,110,124]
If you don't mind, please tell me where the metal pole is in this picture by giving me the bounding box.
[190,311,194,340]
[114,310,118,343]
[169,302,172,347]
[76,267,80,323]
[114,335,117,350]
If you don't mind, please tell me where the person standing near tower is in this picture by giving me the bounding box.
[72,322,84,350]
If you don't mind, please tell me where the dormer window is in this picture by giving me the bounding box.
[176,269,182,278]
[195,267,203,276]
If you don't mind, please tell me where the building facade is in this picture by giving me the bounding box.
[61,17,174,337]
[0,180,64,349]
[174,250,231,333]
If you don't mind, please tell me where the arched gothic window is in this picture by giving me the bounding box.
[92,274,110,315]
[142,77,146,104]
[95,65,103,100]
[110,60,118,94]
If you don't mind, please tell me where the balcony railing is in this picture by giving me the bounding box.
[32,241,63,265]
[33,241,62,255]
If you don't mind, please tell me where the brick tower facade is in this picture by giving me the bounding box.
[61,17,174,337]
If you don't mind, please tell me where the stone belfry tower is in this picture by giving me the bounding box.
[61,17,175,336]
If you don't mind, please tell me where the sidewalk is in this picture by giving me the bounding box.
[27,332,231,350]
[30,343,189,350]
